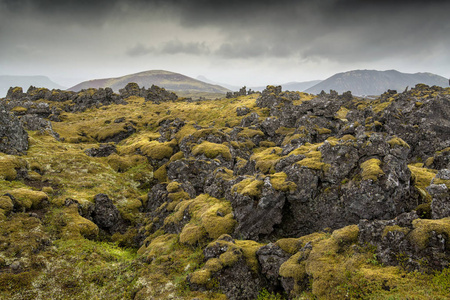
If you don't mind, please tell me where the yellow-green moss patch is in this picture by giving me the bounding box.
[269,172,297,192]
[360,158,384,181]
[232,177,263,197]
[192,141,232,161]
[7,188,48,210]
[250,147,282,173]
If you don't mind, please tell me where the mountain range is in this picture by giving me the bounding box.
[2,69,449,98]
[305,69,449,96]
[0,75,66,97]
[69,70,230,94]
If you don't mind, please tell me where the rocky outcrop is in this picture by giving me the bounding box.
[359,211,450,272]
[91,193,126,234]
[0,102,28,155]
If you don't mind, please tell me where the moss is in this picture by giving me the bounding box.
[140,140,174,160]
[331,225,359,245]
[282,133,306,146]
[62,205,99,239]
[382,225,411,238]
[179,223,207,246]
[169,151,184,162]
[201,203,237,239]
[408,164,437,202]
[0,155,27,180]
[189,269,213,286]
[275,238,303,254]
[238,128,265,138]
[11,106,28,114]
[315,126,332,135]
[232,177,263,197]
[106,154,147,172]
[0,195,14,213]
[296,151,330,172]
[360,158,384,181]
[166,181,181,193]
[154,164,168,182]
[259,141,276,147]
[269,172,297,192]
[7,188,48,210]
[335,107,349,121]
[275,127,296,135]
[279,252,308,289]
[175,123,197,142]
[388,136,410,148]
[235,240,264,273]
[250,147,283,173]
[90,122,133,142]
[192,141,232,161]
[167,191,190,203]
[409,218,450,250]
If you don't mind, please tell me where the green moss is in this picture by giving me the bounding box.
[269,172,297,192]
[408,164,437,202]
[167,181,181,193]
[275,127,296,135]
[331,225,359,245]
[232,177,263,197]
[154,164,168,182]
[275,238,303,254]
[335,107,349,121]
[90,122,133,142]
[296,151,330,172]
[0,196,14,213]
[360,158,384,181]
[238,128,265,138]
[382,225,411,238]
[235,240,264,273]
[11,106,28,114]
[140,140,174,160]
[62,204,99,239]
[388,136,410,148]
[192,141,232,161]
[169,151,184,162]
[315,126,332,135]
[409,218,450,250]
[0,155,27,180]
[250,147,283,173]
[7,188,48,210]
[105,154,147,172]
[259,141,276,147]
[179,223,207,246]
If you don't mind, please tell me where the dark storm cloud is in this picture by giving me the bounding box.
[126,40,210,57]
[1,0,449,75]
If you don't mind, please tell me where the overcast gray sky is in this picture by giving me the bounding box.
[1,0,449,87]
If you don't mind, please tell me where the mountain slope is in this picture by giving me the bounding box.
[247,80,323,92]
[0,75,66,97]
[305,69,449,95]
[70,70,230,94]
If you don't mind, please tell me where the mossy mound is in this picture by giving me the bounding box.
[192,141,232,161]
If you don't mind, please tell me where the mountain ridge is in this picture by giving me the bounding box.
[69,70,230,94]
[305,69,449,95]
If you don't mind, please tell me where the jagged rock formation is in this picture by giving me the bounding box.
[0,83,449,299]
[0,102,28,155]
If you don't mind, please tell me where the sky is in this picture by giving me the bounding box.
[1,0,449,88]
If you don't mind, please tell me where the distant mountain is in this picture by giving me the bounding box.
[250,80,323,92]
[305,70,450,96]
[70,70,230,94]
[196,75,240,91]
[0,75,66,97]
[197,76,322,92]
